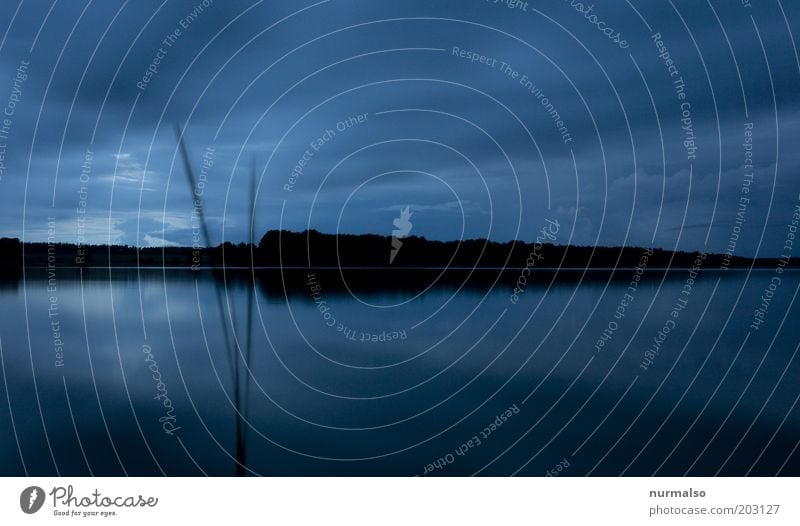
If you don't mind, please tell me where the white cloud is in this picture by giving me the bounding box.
[143,234,181,247]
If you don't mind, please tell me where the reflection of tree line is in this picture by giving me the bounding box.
[0,232,789,270]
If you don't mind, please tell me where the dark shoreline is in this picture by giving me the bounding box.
[1,229,793,272]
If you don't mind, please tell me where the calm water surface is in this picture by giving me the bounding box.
[1,268,798,475]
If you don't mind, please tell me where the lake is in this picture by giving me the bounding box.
[1,267,798,476]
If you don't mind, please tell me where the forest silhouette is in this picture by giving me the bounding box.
[0,229,783,271]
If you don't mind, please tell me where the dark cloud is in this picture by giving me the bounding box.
[0,0,797,257]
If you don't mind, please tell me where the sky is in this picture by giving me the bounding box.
[0,0,798,257]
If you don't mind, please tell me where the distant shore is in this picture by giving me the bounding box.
[0,230,792,271]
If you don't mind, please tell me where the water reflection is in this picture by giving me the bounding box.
[0,268,798,475]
